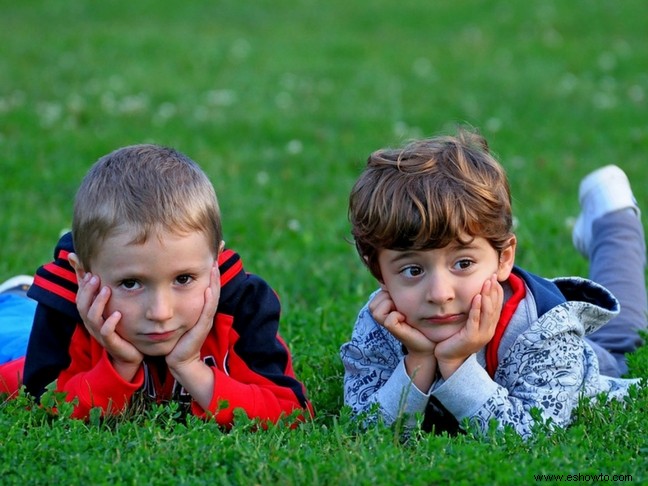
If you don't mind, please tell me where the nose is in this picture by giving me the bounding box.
[145,288,174,322]
[425,271,454,304]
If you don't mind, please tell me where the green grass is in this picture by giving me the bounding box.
[1,0,648,483]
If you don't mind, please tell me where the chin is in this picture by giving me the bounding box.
[421,326,464,343]
[137,343,175,357]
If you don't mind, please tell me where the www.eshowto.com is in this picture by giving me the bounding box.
[534,473,633,482]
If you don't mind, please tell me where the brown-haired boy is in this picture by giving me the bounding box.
[340,129,646,437]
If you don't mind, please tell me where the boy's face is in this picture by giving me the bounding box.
[86,229,218,357]
[377,236,515,343]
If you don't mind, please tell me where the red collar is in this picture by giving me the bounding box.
[485,272,526,378]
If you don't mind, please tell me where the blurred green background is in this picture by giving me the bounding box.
[2,0,647,415]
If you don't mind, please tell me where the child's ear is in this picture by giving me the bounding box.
[67,253,87,284]
[218,240,225,255]
[496,236,517,281]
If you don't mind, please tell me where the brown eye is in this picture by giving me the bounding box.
[119,279,141,290]
[455,259,474,270]
[402,266,423,278]
[176,274,193,285]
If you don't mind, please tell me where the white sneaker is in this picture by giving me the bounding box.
[0,275,33,295]
[572,165,640,257]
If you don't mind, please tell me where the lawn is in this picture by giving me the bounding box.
[1,0,647,484]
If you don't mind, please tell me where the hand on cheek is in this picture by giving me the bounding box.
[370,289,436,355]
[435,274,503,379]
[166,262,220,410]
[166,262,220,370]
[370,289,437,391]
[76,272,143,380]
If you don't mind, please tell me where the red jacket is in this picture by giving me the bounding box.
[23,232,312,424]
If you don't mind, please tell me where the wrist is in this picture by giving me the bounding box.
[405,351,435,368]
[167,359,215,410]
[167,356,204,381]
[110,358,142,382]
[404,353,437,392]
[436,357,466,380]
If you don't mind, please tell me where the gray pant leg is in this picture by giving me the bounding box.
[586,209,647,376]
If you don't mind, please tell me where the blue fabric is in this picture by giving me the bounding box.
[0,294,36,364]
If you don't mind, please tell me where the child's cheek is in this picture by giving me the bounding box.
[102,295,120,321]
[184,295,207,328]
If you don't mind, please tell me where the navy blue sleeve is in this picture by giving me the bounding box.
[23,232,80,400]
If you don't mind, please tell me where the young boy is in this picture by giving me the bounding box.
[340,130,646,437]
[4,144,312,425]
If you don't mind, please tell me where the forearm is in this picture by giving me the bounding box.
[58,351,144,418]
[431,354,579,437]
[101,352,142,384]
[436,358,468,380]
[190,367,310,425]
[168,360,215,411]
[345,358,431,427]
[341,309,432,427]
[404,352,437,392]
[23,305,77,400]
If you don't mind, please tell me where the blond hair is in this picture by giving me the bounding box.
[72,144,222,268]
[349,129,513,280]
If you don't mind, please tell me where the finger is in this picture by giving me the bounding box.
[369,291,396,324]
[209,262,221,307]
[76,273,100,316]
[197,290,216,333]
[86,286,112,329]
[491,275,504,309]
[478,274,498,313]
[194,265,220,334]
[99,311,122,338]
[382,311,412,341]
[480,275,503,331]
[368,290,388,312]
[382,312,435,353]
[382,310,406,330]
[99,311,142,364]
[373,300,393,321]
[466,293,482,334]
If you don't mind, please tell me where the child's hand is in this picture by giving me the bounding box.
[166,263,220,409]
[435,273,503,379]
[76,273,143,380]
[370,289,437,355]
[370,289,437,390]
[166,262,221,370]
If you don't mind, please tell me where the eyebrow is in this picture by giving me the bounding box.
[387,251,419,264]
[386,240,480,263]
[448,241,479,251]
[109,263,206,280]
